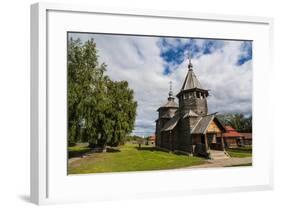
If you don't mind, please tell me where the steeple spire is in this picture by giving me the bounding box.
[169,81,173,97]
[176,53,209,116]
[188,53,193,71]
[157,80,178,111]
[168,81,175,101]
[179,55,203,91]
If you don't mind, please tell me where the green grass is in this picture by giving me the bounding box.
[68,143,205,174]
[227,146,252,158]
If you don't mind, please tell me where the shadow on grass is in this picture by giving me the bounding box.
[68,148,92,158]
[135,146,169,153]
[106,147,121,153]
[136,146,202,157]
[68,147,121,158]
[226,147,252,153]
[225,163,252,167]
[173,151,190,156]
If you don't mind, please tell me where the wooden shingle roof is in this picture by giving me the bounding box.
[157,99,178,111]
[176,59,209,98]
[191,114,225,134]
[181,68,203,91]
[191,114,215,134]
[161,113,180,132]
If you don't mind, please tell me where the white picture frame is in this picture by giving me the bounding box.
[30,2,274,205]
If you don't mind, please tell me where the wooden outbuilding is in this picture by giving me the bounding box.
[217,126,242,148]
[148,135,156,145]
[240,133,252,146]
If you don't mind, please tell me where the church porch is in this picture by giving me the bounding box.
[192,133,229,159]
[191,114,227,158]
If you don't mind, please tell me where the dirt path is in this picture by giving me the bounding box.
[183,157,252,169]
[68,157,84,164]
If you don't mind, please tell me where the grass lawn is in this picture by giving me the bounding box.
[68,143,205,174]
[226,146,252,158]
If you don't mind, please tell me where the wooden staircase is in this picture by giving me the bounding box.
[209,150,230,160]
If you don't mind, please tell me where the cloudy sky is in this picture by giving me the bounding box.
[68,33,252,137]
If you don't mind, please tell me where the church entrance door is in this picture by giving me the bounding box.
[207,133,222,150]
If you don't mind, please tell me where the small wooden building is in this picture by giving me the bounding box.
[240,133,252,145]
[217,126,242,148]
[148,135,156,145]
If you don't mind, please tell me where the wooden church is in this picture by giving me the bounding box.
[155,58,228,158]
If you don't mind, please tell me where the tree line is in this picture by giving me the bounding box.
[67,38,137,148]
[217,113,252,133]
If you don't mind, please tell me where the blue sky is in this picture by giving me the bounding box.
[69,33,252,137]
[159,38,227,75]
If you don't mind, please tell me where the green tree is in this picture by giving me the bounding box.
[67,37,137,148]
[106,80,137,146]
[217,113,252,132]
[67,38,84,146]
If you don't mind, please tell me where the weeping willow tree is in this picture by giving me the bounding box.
[67,37,137,147]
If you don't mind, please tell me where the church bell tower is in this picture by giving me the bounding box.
[176,58,209,117]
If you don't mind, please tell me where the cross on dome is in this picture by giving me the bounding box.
[169,81,173,97]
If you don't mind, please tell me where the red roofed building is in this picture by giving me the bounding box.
[240,133,252,145]
[217,126,242,148]
[148,135,156,145]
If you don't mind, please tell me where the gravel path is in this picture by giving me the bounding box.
[183,157,252,169]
